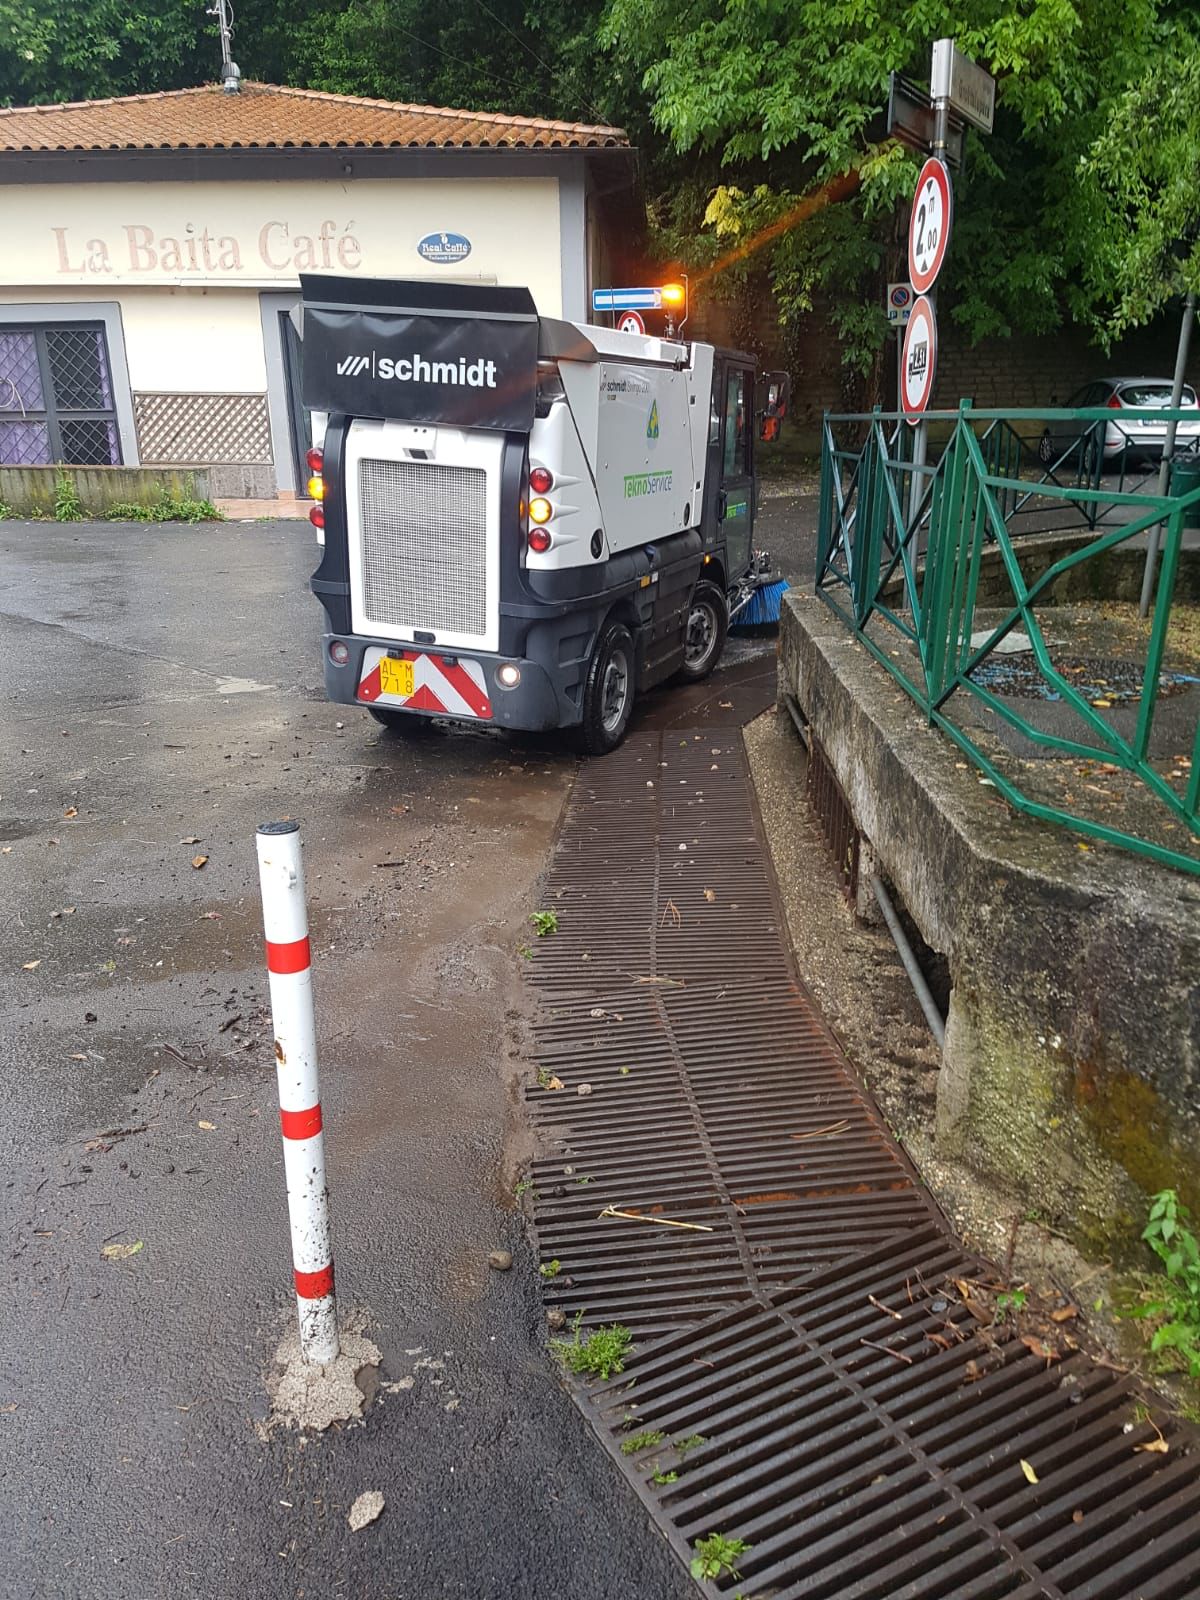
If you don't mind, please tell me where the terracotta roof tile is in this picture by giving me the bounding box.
[0,81,629,153]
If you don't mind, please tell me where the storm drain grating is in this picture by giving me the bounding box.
[525,724,1200,1596]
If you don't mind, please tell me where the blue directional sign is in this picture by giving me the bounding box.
[591,286,664,312]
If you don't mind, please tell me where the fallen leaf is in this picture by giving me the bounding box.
[198,1120,216,1130]
[1020,1459,1039,1485]
[703,889,716,903]
[348,1490,385,1531]
[69,1053,87,1062]
[63,807,78,819]
[191,855,208,870]
[1134,1437,1169,1454]
[1,846,10,854]
[1050,1305,1079,1323]
[1072,1509,1084,1524]
[1020,1335,1059,1362]
[545,1076,564,1092]
[100,1240,144,1261]
[180,835,202,845]
[22,960,41,971]
[1092,699,1112,709]
[199,911,221,920]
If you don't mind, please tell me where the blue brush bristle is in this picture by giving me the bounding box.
[733,578,790,628]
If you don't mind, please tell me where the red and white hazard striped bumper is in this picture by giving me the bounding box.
[356,647,493,721]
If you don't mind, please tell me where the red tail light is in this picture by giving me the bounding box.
[528,527,552,554]
[529,466,553,494]
[309,505,325,530]
[306,446,324,472]
[1107,393,1123,409]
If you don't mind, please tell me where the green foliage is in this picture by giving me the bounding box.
[651,1468,678,1485]
[0,0,210,106]
[53,469,83,522]
[549,1314,633,1379]
[619,1428,664,1453]
[0,500,12,520]
[107,487,223,523]
[674,1433,707,1455]
[539,1258,561,1279]
[691,1531,751,1582]
[529,910,558,937]
[1128,1188,1200,1377]
[995,1287,1029,1321]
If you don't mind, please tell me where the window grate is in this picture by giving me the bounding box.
[0,323,120,466]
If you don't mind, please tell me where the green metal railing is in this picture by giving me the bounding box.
[816,402,1200,875]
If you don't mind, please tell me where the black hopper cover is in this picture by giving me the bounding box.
[299,274,540,433]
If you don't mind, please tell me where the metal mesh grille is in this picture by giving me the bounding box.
[0,330,43,411]
[45,327,111,410]
[358,457,487,637]
[0,420,51,465]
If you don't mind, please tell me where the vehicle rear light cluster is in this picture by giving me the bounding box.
[1107,394,1123,410]
[306,446,325,529]
[527,464,554,553]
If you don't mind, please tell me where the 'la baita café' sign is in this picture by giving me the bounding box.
[52,218,364,276]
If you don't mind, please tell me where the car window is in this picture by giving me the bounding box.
[722,370,748,478]
[1116,383,1193,407]
[1065,385,1092,408]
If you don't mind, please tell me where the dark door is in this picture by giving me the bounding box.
[718,363,755,580]
[280,309,311,493]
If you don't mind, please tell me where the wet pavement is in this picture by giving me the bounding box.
[0,517,714,1600]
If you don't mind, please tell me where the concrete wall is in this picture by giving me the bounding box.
[0,463,213,516]
[779,592,1200,1263]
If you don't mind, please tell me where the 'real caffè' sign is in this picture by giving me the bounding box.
[51,218,365,277]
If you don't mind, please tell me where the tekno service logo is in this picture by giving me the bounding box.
[417,232,472,265]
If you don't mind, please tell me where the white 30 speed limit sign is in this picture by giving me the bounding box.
[901,295,938,421]
[908,157,953,294]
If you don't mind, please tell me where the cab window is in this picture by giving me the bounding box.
[722,370,748,477]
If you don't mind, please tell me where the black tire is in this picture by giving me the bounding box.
[368,706,439,736]
[577,622,635,756]
[1038,429,1054,466]
[678,579,729,683]
[1082,436,1098,476]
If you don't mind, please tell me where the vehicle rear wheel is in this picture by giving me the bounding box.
[1038,429,1054,465]
[577,622,635,756]
[678,580,729,683]
[368,706,439,736]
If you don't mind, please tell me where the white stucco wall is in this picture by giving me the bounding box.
[0,176,563,314]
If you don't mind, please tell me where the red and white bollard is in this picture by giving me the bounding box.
[255,820,339,1365]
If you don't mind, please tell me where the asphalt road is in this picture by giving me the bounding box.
[0,517,705,1600]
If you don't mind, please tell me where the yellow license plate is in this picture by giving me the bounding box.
[379,657,415,698]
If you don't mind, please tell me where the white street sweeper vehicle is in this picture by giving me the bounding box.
[301,275,788,753]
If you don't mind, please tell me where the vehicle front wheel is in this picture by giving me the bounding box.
[577,622,635,756]
[678,580,729,683]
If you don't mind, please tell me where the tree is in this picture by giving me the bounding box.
[0,0,209,105]
[598,0,1177,387]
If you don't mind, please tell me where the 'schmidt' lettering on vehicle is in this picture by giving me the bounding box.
[623,470,673,499]
[333,352,499,388]
[602,374,651,398]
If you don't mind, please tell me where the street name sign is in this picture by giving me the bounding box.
[592,287,663,313]
[886,73,964,168]
[901,295,938,421]
[908,158,953,295]
[930,39,996,134]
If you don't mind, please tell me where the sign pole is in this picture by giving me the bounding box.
[908,97,949,526]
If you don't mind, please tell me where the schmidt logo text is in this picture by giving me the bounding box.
[334,352,499,389]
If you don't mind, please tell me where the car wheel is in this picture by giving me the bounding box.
[368,706,439,736]
[1082,437,1099,476]
[1038,430,1054,466]
[577,622,635,756]
[678,580,729,683]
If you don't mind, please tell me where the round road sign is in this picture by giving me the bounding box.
[908,158,952,295]
[901,294,938,422]
[617,311,646,335]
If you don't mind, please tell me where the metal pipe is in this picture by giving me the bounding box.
[782,692,810,749]
[1140,289,1197,617]
[870,874,946,1047]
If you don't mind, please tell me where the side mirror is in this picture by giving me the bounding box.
[758,370,791,441]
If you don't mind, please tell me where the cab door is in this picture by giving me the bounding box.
[717,362,755,580]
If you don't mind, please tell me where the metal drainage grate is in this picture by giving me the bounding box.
[526,721,1200,1598]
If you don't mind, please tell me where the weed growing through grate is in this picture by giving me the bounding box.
[549,1313,632,1379]
[995,1287,1029,1321]
[539,1259,562,1280]
[620,1429,665,1454]
[651,1469,678,1485]
[530,910,559,937]
[1125,1188,1200,1377]
[691,1532,751,1582]
[674,1433,707,1455]
[54,470,84,522]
